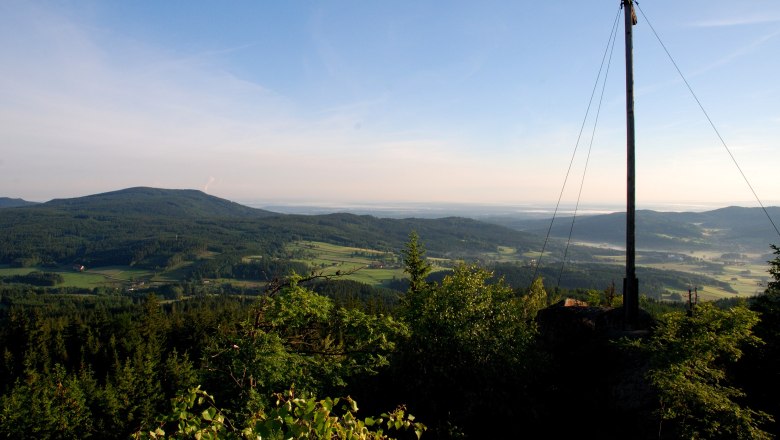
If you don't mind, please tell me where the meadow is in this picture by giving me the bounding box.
[2,237,770,301]
[0,265,158,290]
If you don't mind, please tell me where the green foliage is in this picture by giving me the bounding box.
[310,279,400,314]
[5,235,780,438]
[0,364,93,439]
[401,232,431,296]
[134,386,231,440]
[0,271,64,286]
[740,244,780,431]
[400,231,433,324]
[398,260,538,436]
[135,386,424,440]
[626,302,773,439]
[522,276,548,319]
[406,264,534,364]
[767,244,780,294]
[0,293,246,438]
[189,254,310,282]
[492,260,738,299]
[0,189,543,274]
[202,280,408,422]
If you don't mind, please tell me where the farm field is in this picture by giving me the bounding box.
[0,265,156,289]
[2,241,771,299]
[643,259,768,299]
[282,241,772,297]
[286,241,405,286]
[285,240,455,287]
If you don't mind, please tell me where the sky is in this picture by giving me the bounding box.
[1,0,779,210]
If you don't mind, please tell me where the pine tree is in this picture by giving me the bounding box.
[400,231,432,322]
[401,231,431,296]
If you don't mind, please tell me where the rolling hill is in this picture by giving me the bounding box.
[0,187,546,269]
[3,187,774,298]
[484,207,780,253]
[43,187,276,218]
[0,197,38,208]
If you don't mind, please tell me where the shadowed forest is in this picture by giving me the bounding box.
[1,234,779,439]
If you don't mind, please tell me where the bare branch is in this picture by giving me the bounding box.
[262,265,368,297]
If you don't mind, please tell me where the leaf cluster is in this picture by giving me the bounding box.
[627,302,773,439]
[136,386,425,440]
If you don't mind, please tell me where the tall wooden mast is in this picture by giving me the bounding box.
[623,0,638,329]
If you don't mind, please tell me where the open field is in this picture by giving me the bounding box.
[483,246,523,262]
[643,259,768,298]
[0,265,157,289]
[253,241,776,295]
[153,262,195,283]
[286,241,405,286]
[0,267,36,276]
[2,239,772,299]
[207,278,267,289]
[86,266,154,281]
[561,239,772,299]
[285,241,454,287]
[288,240,397,264]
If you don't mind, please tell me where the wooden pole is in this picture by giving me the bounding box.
[623,0,638,329]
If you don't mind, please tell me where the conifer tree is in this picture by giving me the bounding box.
[400,231,432,321]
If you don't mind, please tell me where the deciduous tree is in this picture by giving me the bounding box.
[627,303,772,439]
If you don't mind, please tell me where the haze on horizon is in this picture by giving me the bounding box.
[1,1,779,209]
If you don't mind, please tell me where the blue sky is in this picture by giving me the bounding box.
[1,0,779,209]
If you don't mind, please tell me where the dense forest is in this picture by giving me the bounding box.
[1,235,779,439]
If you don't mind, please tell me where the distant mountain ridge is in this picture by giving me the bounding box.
[0,197,38,208]
[0,186,545,268]
[2,186,769,297]
[41,187,276,218]
[486,206,780,252]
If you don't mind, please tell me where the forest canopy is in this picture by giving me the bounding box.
[1,236,778,438]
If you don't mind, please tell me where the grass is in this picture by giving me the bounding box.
[287,241,417,287]
[209,278,267,289]
[0,266,36,276]
[58,272,113,288]
[642,259,768,298]
[2,240,772,299]
[475,246,523,263]
[87,266,154,281]
[341,268,406,286]
[286,240,775,296]
[0,265,157,289]
[153,262,195,283]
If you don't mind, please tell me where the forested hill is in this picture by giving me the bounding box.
[487,206,780,252]
[42,187,276,218]
[258,213,546,257]
[0,187,545,268]
[0,197,37,208]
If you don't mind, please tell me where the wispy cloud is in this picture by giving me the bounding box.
[0,5,512,203]
[632,28,780,97]
[691,15,780,28]
[692,30,780,75]
[2,2,777,206]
